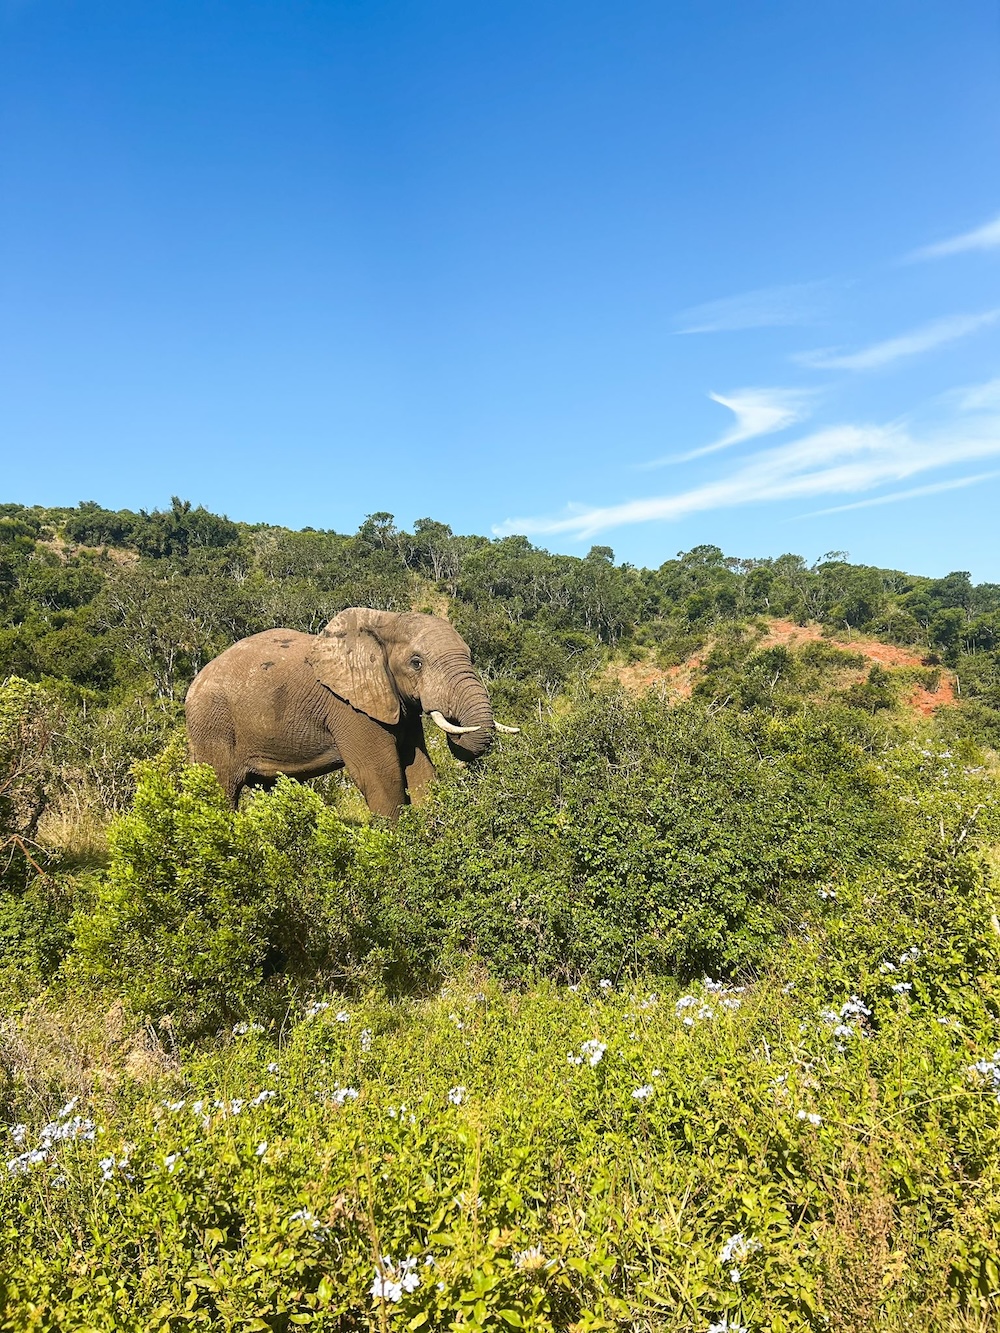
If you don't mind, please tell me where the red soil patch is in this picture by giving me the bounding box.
[609,619,957,716]
[610,656,703,700]
[760,620,956,714]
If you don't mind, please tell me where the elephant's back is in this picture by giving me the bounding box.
[186,629,316,706]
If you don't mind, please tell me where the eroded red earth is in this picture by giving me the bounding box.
[610,619,956,717]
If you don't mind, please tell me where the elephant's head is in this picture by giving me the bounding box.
[305,608,499,761]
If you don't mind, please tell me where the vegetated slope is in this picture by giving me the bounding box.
[610,618,958,718]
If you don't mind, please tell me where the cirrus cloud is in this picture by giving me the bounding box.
[794,310,1000,372]
[906,211,1000,262]
[673,280,839,334]
[638,387,812,468]
[495,388,1000,541]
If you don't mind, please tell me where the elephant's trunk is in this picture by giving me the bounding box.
[430,663,496,762]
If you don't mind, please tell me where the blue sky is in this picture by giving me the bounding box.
[2,1,999,580]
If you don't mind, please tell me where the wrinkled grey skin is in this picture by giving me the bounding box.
[185,608,495,819]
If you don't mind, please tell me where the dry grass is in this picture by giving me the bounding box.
[0,994,180,1124]
[36,798,110,868]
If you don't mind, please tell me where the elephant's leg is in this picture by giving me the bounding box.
[187,692,245,809]
[399,719,436,802]
[191,743,245,809]
[335,718,407,820]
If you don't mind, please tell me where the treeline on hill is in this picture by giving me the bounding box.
[2,495,999,713]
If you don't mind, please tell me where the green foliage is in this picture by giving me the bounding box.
[2,497,999,747]
[68,687,999,1040]
[2,497,1000,1329]
[2,969,999,1330]
[0,678,68,989]
[72,753,378,1035]
[380,694,991,987]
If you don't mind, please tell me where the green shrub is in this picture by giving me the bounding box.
[71,752,379,1035]
[0,677,73,990]
[375,693,953,984]
[69,692,999,1031]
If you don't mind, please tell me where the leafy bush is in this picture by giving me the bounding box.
[379,693,949,985]
[69,692,999,1036]
[72,753,380,1035]
[0,678,72,989]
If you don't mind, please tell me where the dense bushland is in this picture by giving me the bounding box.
[1,498,1000,1328]
[55,689,992,1039]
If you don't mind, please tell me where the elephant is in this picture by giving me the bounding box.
[185,608,515,818]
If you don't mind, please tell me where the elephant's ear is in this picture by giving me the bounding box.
[306,610,400,725]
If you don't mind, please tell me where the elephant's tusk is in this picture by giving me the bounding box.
[429,710,481,735]
[494,722,520,734]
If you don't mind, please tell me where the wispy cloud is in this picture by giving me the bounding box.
[956,376,1000,413]
[674,280,836,334]
[495,404,1000,540]
[639,388,811,468]
[800,469,1000,517]
[907,211,1000,261]
[795,310,1000,372]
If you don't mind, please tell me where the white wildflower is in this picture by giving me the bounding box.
[331,1087,359,1106]
[255,1141,267,1157]
[599,979,612,990]
[719,1233,761,1265]
[371,1255,420,1302]
[164,1153,180,1173]
[632,1084,654,1100]
[447,1086,466,1106]
[305,1000,330,1018]
[514,1245,549,1271]
[797,1110,822,1126]
[580,1039,606,1067]
[360,1028,373,1052]
[335,1010,350,1023]
[891,982,912,994]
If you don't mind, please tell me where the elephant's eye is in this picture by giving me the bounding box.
[410,655,423,671]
